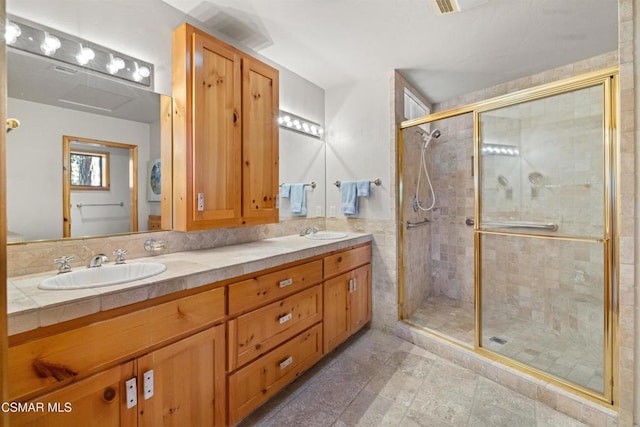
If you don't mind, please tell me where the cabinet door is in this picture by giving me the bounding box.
[193,33,242,227]
[349,264,372,333]
[137,325,226,427]
[241,56,279,225]
[323,272,351,354]
[9,363,135,427]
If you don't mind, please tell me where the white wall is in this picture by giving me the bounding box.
[325,72,392,219]
[6,98,151,240]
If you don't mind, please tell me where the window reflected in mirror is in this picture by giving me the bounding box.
[70,150,110,190]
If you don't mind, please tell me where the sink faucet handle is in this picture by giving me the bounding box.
[113,249,128,264]
[53,255,74,274]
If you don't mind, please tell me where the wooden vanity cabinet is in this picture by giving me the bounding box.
[323,246,372,354]
[8,287,227,427]
[137,325,226,427]
[227,243,371,425]
[9,364,134,427]
[171,23,279,231]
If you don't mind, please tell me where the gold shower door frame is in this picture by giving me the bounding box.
[397,67,619,406]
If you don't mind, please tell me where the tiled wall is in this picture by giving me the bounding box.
[6,218,325,277]
[400,127,433,316]
[428,113,475,304]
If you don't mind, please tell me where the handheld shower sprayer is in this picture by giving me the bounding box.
[414,128,441,212]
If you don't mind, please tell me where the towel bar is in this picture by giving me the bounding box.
[280,181,316,189]
[76,202,124,208]
[334,178,381,188]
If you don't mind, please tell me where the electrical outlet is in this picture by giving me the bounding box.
[315,205,322,217]
[329,206,336,217]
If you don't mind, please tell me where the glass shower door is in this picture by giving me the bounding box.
[476,83,612,398]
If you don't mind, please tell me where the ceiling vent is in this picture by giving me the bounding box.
[433,0,489,14]
[433,0,458,14]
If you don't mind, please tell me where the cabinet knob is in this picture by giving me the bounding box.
[103,387,117,403]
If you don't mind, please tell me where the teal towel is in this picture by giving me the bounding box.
[340,181,358,216]
[290,184,307,216]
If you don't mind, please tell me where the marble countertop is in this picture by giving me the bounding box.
[8,232,372,335]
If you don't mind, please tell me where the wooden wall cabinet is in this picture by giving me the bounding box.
[170,23,279,231]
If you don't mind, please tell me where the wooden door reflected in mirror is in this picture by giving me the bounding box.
[62,135,138,238]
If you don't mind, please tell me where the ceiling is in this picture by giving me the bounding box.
[161,0,618,104]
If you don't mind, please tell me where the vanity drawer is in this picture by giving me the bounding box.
[228,284,322,371]
[228,260,323,316]
[8,287,225,400]
[228,323,322,425]
[323,244,371,278]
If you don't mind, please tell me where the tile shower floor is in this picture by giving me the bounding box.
[240,328,587,426]
[406,295,603,394]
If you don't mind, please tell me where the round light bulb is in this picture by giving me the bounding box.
[76,46,95,65]
[107,56,126,74]
[5,22,21,44]
[137,65,150,78]
[41,33,61,55]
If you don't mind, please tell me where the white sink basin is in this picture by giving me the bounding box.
[39,262,167,290]
[305,231,348,240]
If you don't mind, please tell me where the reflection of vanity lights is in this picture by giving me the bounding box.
[277,110,324,139]
[481,143,520,157]
[5,14,153,87]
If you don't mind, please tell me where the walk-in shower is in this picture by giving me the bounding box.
[398,68,618,404]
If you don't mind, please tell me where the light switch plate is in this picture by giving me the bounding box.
[197,193,205,211]
[125,377,137,409]
[143,370,154,400]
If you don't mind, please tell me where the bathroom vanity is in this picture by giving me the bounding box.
[6,233,371,426]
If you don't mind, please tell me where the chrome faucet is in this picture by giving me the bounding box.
[88,254,109,268]
[54,255,74,274]
[299,226,318,236]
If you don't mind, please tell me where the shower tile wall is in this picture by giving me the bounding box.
[401,127,432,316]
[428,114,475,305]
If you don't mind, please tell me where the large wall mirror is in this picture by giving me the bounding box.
[6,48,165,243]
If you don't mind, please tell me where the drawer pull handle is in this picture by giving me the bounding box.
[279,278,294,288]
[279,312,293,324]
[279,356,293,369]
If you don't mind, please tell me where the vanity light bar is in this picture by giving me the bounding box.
[277,110,324,139]
[5,15,153,88]
[481,143,520,157]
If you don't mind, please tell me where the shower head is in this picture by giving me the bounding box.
[421,128,441,144]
